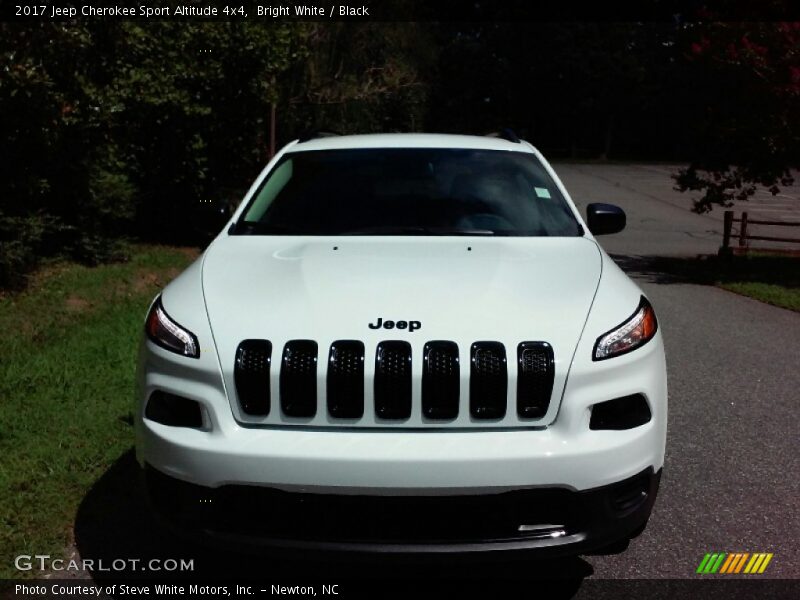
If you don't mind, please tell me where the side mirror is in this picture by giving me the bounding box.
[586,203,626,235]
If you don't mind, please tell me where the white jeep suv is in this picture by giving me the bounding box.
[136,132,667,554]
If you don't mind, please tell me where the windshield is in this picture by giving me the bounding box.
[234,148,583,237]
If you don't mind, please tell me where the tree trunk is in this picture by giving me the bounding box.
[269,102,276,159]
[600,114,615,161]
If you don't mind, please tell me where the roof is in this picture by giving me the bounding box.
[288,133,534,153]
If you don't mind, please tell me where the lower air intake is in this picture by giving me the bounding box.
[145,391,203,428]
[590,394,651,430]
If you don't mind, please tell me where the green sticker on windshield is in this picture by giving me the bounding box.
[534,187,552,199]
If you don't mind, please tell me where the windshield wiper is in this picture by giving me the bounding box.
[341,226,496,236]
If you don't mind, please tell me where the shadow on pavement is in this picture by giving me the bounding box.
[610,252,800,287]
[74,450,593,596]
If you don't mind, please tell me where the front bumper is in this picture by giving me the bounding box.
[144,464,661,554]
[137,415,664,492]
[134,289,668,554]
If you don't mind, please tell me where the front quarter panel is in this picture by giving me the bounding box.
[135,256,231,465]
[557,248,668,479]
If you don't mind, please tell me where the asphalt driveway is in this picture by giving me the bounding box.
[554,163,800,580]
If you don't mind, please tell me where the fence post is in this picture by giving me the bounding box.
[738,212,748,248]
[721,211,733,253]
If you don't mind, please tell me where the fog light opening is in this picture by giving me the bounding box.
[590,393,651,431]
[145,391,204,428]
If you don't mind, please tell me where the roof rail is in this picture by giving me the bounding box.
[297,130,342,143]
[486,128,521,144]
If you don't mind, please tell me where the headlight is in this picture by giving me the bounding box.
[593,296,657,361]
[145,296,200,358]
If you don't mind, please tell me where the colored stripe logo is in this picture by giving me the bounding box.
[696,552,773,574]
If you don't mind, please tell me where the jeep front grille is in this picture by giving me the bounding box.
[280,340,318,417]
[517,342,555,418]
[234,339,271,416]
[422,341,460,419]
[470,342,508,419]
[327,340,365,419]
[374,341,412,420]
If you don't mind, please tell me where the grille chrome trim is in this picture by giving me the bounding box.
[374,341,412,420]
[280,340,318,418]
[327,340,365,419]
[422,341,460,420]
[470,342,508,419]
[517,342,555,419]
[234,340,272,416]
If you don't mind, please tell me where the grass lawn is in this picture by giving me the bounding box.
[719,281,800,312]
[0,245,197,578]
[714,254,800,312]
[637,253,800,312]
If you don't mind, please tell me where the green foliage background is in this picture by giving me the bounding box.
[0,22,430,288]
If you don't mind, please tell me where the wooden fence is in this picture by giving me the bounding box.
[721,210,800,254]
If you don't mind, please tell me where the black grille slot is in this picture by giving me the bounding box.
[327,340,365,419]
[470,342,508,419]
[517,342,555,419]
[422,341,460,419]
[374,341,412,420]
[234,340,272,416]
[280,340,318,417]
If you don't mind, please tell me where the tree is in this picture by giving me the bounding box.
[0,21,311,286]
[0,21,132,285]
[428,22,684,159]
[88,22,312,237]
[673,21,799,212]
[281,23,433,136]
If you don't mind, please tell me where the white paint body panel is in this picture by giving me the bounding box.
[135,134,667,494]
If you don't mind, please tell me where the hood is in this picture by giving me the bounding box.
[202,235,602,426]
